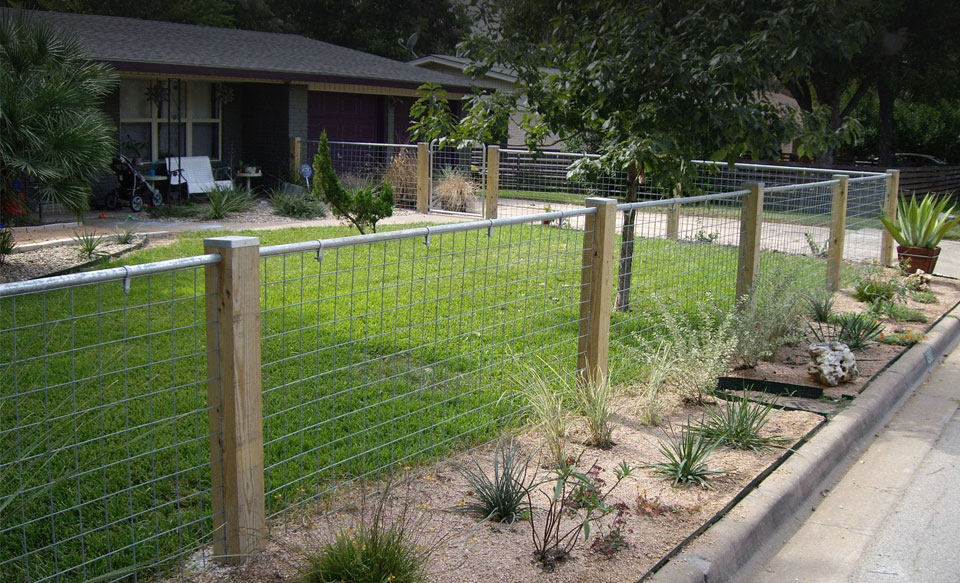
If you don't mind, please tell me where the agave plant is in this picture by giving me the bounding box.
[879,195,960,249]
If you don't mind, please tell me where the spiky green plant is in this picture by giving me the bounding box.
[456,441,535,524]
[204,185,252,219]
[113,229,136,245]
[809,312,884,350]
[647,423,727,488]
[0,12,117,221]
[0,228,15,267]
[805,289,835,323]
[72,230,105,259]
[697,392,788,451]
[880,194,960,249]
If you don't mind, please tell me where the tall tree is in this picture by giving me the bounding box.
[459,0,799,310]
[0,11,117,223]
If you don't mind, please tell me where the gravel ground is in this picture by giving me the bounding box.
[1,238,142,283]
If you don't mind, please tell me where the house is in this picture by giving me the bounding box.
[6,9,478,182]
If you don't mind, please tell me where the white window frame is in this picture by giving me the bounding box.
[118,79,222,161]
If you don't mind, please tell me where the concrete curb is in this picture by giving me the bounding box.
[646,302,960,583]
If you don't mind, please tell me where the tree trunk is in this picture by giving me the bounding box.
[614,163,640,312]
[877,75,896,167]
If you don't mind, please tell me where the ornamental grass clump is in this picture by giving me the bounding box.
[573,369,616,449]
[513,359,570,467]
[300,489,430,583]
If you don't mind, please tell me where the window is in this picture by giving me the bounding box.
[118,80,221,161]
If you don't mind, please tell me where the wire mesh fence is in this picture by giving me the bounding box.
[0,262,222,583]
[300,141,419,209]
[845,175,889,263]
[429,143,486,216]
[496,149,627,219]
[257,216,591,518]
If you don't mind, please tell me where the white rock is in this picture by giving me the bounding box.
[808,341,859,386]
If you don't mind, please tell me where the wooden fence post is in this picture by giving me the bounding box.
[485,145,500,219]
[827,175,849,291]
[416,142,430,214]
[204,236,266,563]
[881,169,900,266]
[666,183,681,241]
[736,182,764,301]
[578,197,617,379]
[289,137,302,180]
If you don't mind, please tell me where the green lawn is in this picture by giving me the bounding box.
[0,222,824,583]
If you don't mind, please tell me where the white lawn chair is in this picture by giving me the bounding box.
[165,156,232,196]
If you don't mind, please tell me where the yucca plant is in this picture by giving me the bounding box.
[647,423,727,488]
[696,392,788,451]
[113,229,136,245]
[204,186,253,219]
[72,230,106,259]
[880,194,960,249]
[456,441,535,524]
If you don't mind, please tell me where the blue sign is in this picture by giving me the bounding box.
[300,164,313,179]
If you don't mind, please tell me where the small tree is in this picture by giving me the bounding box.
[311,132,393,234]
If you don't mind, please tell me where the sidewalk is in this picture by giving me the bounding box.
[739,344,960,582]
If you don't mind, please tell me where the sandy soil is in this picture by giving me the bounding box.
[169,401,821,583]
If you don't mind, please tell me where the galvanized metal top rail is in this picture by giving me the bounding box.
[693,159,886,177]
[0,254,221,297]
[324,140,416,148]
[617,189,751,211]
[260,207,598,257]
[764,179,839,193]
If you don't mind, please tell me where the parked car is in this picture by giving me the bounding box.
[854,153,948,166]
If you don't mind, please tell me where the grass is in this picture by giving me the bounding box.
[500,189,590,206]
[0,221,823,583]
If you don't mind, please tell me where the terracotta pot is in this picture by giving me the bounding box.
[896,245,940,274]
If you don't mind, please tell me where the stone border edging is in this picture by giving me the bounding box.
[644,302,960,583]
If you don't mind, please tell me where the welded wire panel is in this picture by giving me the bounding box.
[692,161,876,193]
[259,220,589,518]
[299,141,419,209]
[0,269,220,583]
[496,149,626,219]
[430,144,486,216]
[844,175,888,263]
[609,195,745,341]
[756,181,833,293]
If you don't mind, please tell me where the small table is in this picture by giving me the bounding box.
[236,172,262,192]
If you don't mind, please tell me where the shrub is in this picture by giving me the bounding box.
[204,186,253,219]
[880,330,925,346]
[72,230,105,259]
[514,359,570,467]
[852,268,903,303]
[647,423,727,488]
[456,441,534,524]
[734,267,814,367]
[696,392,788,451]
[300,491,429,583]
[573,370,616,449]
[270,189,328,219]
[433,167,480,212]
[869,300,928,323]
[910,290,938,304]
[805,289,835,322]
[527,456,634,570]
[0,228,15,267]
[113,229,136,245]
[648,301,736,403]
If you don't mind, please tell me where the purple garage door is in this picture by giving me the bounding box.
[307,91,383,142]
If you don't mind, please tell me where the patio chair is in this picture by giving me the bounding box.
[165,156,232,196]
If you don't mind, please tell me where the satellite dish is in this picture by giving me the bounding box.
[398,31,419,58]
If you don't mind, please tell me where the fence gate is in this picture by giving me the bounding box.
[429,141,486,216]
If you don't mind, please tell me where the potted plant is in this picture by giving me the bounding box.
[879,194,960,274]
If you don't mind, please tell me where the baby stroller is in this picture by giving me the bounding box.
[104,155,164,212]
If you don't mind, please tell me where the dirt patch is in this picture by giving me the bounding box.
[169,402,821,583]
